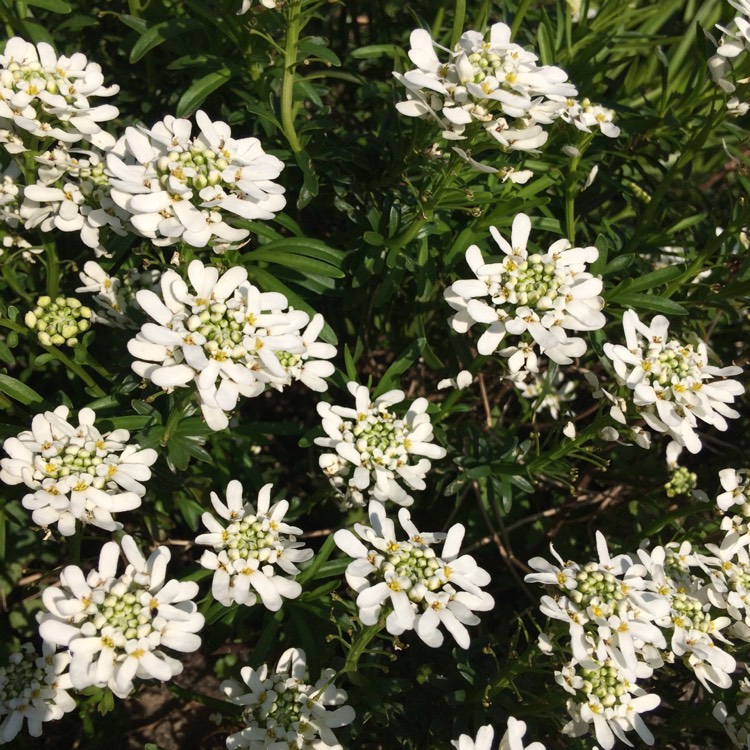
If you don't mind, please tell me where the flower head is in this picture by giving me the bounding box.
[221,647,354,749]
[196,481,313,609]
[37,535,204,698]
[446,213,605,374]
[602,310,744,455]
[25,295,92,347]
[0,642,74,743]
[0,405,157,536]
[0,36,118,151]
[108,111,285,251]
[128,259,335,430]
[334,501,494,648]
[315,382,446,507]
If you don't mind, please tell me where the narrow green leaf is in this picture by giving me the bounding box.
[176,68,232,118]
[351,44,398,59]
[373,339,426,397]
[0,374,47,408]
[614,292,689,316]
[26,0,71,12]
[298,40,341,67]
[130,19,202,64]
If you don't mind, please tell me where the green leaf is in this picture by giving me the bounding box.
[0,375,47,408]
[613,292,689,316]
[373,339,426,397]
[298,40,341,67]
[295,150,319,209]
[176,68,232,118]
[26,0,71,12]
[351,44,398,59]
[130,19,202,63]
[607,264,684,299]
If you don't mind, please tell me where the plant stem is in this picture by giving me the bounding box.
[41,344,107,398]
[67,523,83,564]
[160,388,193,447]
[281,0,303,154]
[342,621,384,674]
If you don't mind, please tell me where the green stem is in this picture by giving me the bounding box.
[44,242,59,299]
[67,523,83,565]
[160,388,194,447]
[40,344,107,398]
[281,0,303,153]
[450,0,466,48]
[342,621,384,675]
[564,154,579,244]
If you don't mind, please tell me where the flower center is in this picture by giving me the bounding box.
[342,408,411,468]
[578,662,628,706]
[0,649,46,704]
[565,564,624,612]
[382,542,446,600]
[156,146,228,197]
[224,515,283,563]
[186,303,246,361]
[97,588,154,641]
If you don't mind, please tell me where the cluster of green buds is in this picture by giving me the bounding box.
[578,661,629,707]
[503,253,563,309]
[93,583,153,642]
[25,295,92,347]
[248,678,303,737]
[665,466,698,498]
[341,408,411,470]
[185,303,247,361]
[156,146,228,196]
[381,541,447,603]
[645,341,701,387]
[566,563,627,613]
[224,515,282,564]
[670,591,714,633]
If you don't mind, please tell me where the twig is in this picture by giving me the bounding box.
[478,373,492,428]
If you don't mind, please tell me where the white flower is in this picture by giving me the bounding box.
[128,259,335,431]
[221,647,355,750]
[196,480,313,609]
[0,37,118,150]
[446,213,605,374]
[334,501,494,648]
[237,0,277,11]
[0,405,157,536]
[394,24,577,165]
[37,535,204,698]
[0,642,74,743]
[510,369,576,419]
[602,310,744,455]
[315,382,446,507]
[438,369,473,390]
[452,718,547,750]
[108,110,285,250]
[21,147,127,257]
[717,468,750,514]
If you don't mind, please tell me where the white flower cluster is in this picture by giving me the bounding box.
[393,24,619,170]
[0,36,118,153]
[708,0,750,114]
[77,259,161,328]
[20,146,127,257]
[0,642,74,744]
[38,535,204,698]
[525,525,750,749]
[0,405,157,536]
[603,309,743,459]
[221,647,355,750]
[107,110,285,250]
[452,718,546,750]
[446,213,605,375]
[394,24,576,149]
[196,481,313,609]
[128,259,336,431]
[510,368,576,420]
[714,667,750,749]
[335,501,494,648]
[315,382,447,508]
